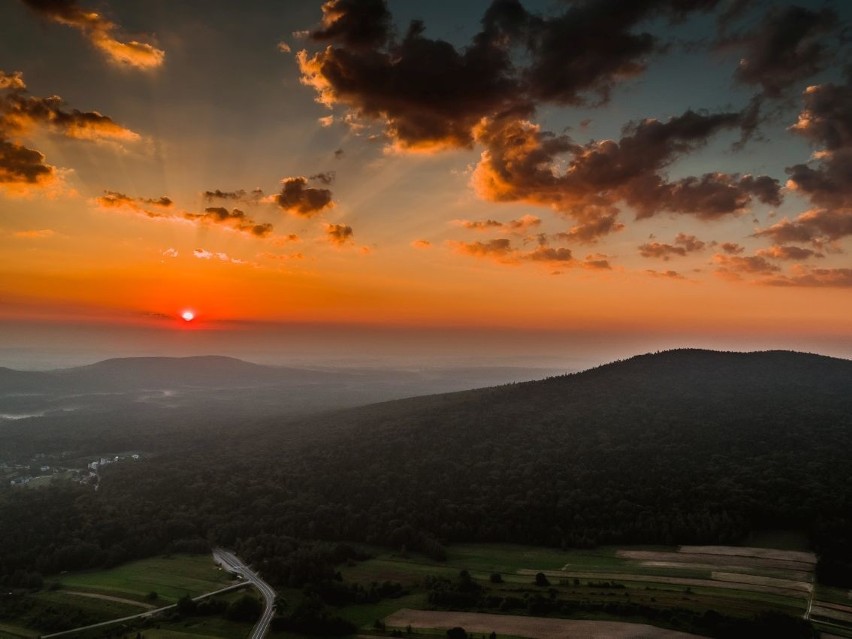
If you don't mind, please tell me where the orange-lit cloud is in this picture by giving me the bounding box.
[185,207,273,238]
[756,245,822,260]
[471,110,778,242]
[411,239,431,249]
[96,191,172,218]
[21,0,165,70]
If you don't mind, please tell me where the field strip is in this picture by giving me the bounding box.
[814,601,852,615]
[680,546,816,564]
[636,561,812,581]
[516,569,809,599]
[61,591,155,609]
[385,609,705,639]
[812,606,852,624]
[617,550,813,572]
[710,571,811,592]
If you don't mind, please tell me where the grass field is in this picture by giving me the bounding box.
[52,554,235,604]
[338,541,851,637]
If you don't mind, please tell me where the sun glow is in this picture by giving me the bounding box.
[181,310,195,322]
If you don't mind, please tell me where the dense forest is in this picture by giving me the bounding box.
[1,349,851,591]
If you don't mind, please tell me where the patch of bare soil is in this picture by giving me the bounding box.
[384,609,705,639]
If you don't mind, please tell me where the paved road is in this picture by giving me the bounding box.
[213,548,277,639]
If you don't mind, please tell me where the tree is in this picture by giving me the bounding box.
[534,572,550,587]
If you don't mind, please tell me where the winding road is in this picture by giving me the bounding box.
[213,548,277,639]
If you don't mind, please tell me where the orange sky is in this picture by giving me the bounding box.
[1,1,850,366]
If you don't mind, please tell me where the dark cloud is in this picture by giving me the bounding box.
[785,79,852,212]
[473,108,776,240]
[310,0,392,50]
[639,233,705,259]
[96,191,173,218]
[756,245,822,261]
[20,0,164,69]
[325,222,354,245]
[720,241,744,254]
[523,246,573,263]
[275,177,334,216]
[0,138,56,191]
[186,207,273,237]
[309,171,336,185]
[203,188,264,203]
[298,0,723,151]
[728,5,838,98]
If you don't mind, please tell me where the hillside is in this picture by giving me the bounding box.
[2,349,851,589]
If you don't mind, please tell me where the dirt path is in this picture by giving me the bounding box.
[385,609,705,639]
[62,591,155,609]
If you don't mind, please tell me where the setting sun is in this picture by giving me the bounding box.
[181,310,195,322]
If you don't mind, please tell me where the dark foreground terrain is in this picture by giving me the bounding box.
[1,349,851,637]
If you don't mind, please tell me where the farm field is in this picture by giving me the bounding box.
[0,555,247,638]
[341,542,852,638]
[384,609,705,639]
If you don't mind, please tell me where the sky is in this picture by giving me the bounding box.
[1,0,851,368]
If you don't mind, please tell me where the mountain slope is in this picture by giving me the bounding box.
[2,349,851,587]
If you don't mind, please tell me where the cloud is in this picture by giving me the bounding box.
[755,245,822,261]
[472,109,773,241]
[0,138,57,193]
[21,0,165,70]
[162,247,178,258]
[455,218,503,231]
[720,242,744,254]
[583,254,611,270]
[297,0,723,151]
[275,176,334,216]
[646,269,686,280]
[755,209,852,245]
[785,79,852,213]
[324,222,353,245]
[0,71,25,90]
[96,190,172,218]
[1,94,140,142]
[763,267,852,288]
[639,233,706,260]
[309,171,336,185]
[203,188,265,203]
[523,246,573,263]
[455,214,542,234]
[193,248,244,264]
[713,253,781,277]
[185,207,273,237]
[411,239,431,249]
[451,238,514,262]
[727,5,838,98]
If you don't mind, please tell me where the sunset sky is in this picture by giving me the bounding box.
[1,0,850,368]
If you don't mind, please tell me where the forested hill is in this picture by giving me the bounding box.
[2,349,852,587]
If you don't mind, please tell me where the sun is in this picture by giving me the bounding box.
[181,310,195,322]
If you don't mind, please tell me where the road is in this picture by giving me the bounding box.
[40,582,249,638]
[213,548,277,639]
